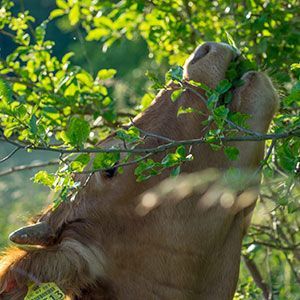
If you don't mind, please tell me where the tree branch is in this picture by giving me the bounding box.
[0,29,15,40]
[0,129,298,155]
[0,146,21,163]
[0,160,59,177]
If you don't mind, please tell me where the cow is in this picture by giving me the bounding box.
[0,42,278,299]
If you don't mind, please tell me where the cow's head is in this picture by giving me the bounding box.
[8,42,278,249]
[11,42,277,245]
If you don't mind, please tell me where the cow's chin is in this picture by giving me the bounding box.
[183,41,237,88]
[230,70,278,132]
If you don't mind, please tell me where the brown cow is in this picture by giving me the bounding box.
[0,42,278,299]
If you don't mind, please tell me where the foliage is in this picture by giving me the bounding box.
[0,0,299,298]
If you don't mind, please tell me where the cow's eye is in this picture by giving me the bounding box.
[102,166,117,179]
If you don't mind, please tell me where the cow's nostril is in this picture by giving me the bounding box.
[190,43,211,64]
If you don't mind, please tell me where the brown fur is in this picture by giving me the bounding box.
[0,42,278,299]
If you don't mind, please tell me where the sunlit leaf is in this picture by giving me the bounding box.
[65,116,90,147]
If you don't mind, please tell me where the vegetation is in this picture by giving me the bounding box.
[0,0,299,298]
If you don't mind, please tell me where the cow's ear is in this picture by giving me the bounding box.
[9,222,55,246]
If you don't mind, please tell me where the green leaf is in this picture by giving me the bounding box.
[291,63,300,70]
[69,4,80,26]
[225,31,238,52]
[287,201,298,213]
[175,145,186,158]
[102,97,111,106]
[97,69,117,80]
[56,0,69,10]
[86,28,110,41]
[229,112,250,128]
[177,106,198,116]
[65,116,90,147]
[93,152,120,170]
[171,89,183,102]
[14,105,27,118]
[224,92,233,104]
[284,83,300,105]
[207,93,219,108]
[13,82,27,93]
[64,83,77,97]
[135,159,162,182]
[75,154,90,165]
[94,16,114,29]
[215,79,232,94]
[224,146,239,161]
[213,105,229,127]
[146,71,163,90]
[62,52,74,64]
[166,66,183,82]
[171,165,181,177]
[0,78,13,103]
[141,93,153,111]
[205,129,221,143]
[49,9,65,20]
[278,197,288,206]
[29,114,38,134]
[116,126,140,143]
[70,161,85,172]
[76,72,93,87]
[189,80,212,93]
[34,171,55,187]
[161,153,180,167]
[35,21,47,43]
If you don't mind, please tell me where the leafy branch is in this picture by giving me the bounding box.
[1,127,298,156]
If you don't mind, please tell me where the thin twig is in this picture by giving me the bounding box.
[76,28,94,75]
[130,120,174,143]
[283,251,300,284]
[243,240,300,252]
[0,146,21,163]
[243,255,272,300]
[225,118,262,137]
[182,81,208,105]
[0,29,15,40]
[0,160,59,177]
